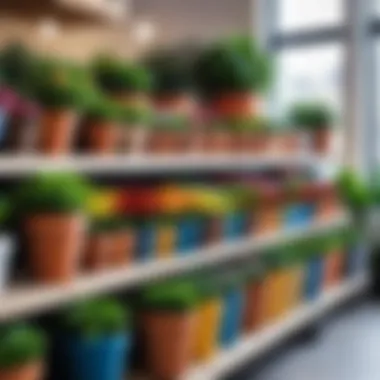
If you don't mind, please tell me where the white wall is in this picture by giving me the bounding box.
[132,0,255,48]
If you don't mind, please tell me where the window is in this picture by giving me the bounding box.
[275,44,344,117]
[277,0,345,32]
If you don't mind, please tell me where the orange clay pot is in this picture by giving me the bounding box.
[203,130,236,153]
[312,129,331,154]
[25,214,85,284]
[143,311,196,380]
[240,132,271,154]
[271,133,301,154]
[210,93,258,119]
[146,130,190,154]
[0,362,44,380]
[38,109,78,155]
[85,120,121,155]
[243,280,266,333]
[324,249,344,289]
[108,229,136,267]
[154,94,195,118]
[84,232,113,271]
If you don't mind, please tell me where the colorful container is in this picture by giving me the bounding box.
[284,202,315,229]
[324,248,344,289]
[223,210,248,240]
[219,285,244,347]
[304,254,325,301]
[57,333,131,380]
[156,220,176,259]
[193,297,223,362]
[136,219,157,262]
[177,215,204,253]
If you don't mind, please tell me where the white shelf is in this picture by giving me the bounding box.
[183,275,368,380]
[0,216,348,322]
[0,154,327,176]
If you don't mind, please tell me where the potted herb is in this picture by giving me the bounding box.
[85,216,136,271]
[193,36,271,119]
[57,298,131,380]
[31,61,88,155]
[288,102,334,154]
[83,98,122,155]
[140,281,198,379]
[146,49,194,117]
[0,196,15,292]
[16,173,90,283]
[92,56,151,107]
[0,324,46,380]
[145,114,191,154]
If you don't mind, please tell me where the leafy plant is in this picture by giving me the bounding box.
[288,102,334,130]
[64,298,129,338]
[85,98,122,123]
[193,36,272,97]
[91,216,131,233]
[92,56,151,95]
[0,324,46,370]
[145,49,193,95]
[336,169,371,216]
[140,281,198,312]
[15,172,91,215]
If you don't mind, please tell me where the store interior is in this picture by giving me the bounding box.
[0,1,376,380]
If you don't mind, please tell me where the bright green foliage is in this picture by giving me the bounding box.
[15,172,91,214]
[92,56,152,94]
[288,102,334,130]
[140,281,199,312]
[64,298,129,338]
[0,324,46,370]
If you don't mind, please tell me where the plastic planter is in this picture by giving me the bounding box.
[58,333,131,380]
[323,249,344,289]
[223,211,248,240]
[304,255,325,301]
[177,215,204,254]
[136,219,157,262]
[243,278,266,333]
[219,287,244,347]
[283,202,315,229]
[156,221,176,260]
[193,297,223,362]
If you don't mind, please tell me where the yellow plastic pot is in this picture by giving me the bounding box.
[156,222,176,259]
[193,298,223,362]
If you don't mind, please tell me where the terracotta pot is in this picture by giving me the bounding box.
[271,133,301,154]
[255,204,282,235]
[206,217,223,244]
[25,214,86,283]
[324,250,344,288]
[108,229,136,267]
[143,311,196,380]
[210,93,258,119]
[312,129,331,154]
[243,280,265,333]
[38,109,78,155]
[154,94,195,118]
[146,130,190,154]
[86,120,120,155]
[0,361,43,380]
[240,132,270,154]
[84,232,113,271]
[203,130,236,153]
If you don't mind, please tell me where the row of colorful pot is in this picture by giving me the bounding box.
[0,175,342,286]
[0,231,365,380]
[0,86,332,156]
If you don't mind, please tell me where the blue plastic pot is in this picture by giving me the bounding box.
[304,256,324,301]
[0,108,9,143]
[223,211,248,240]
[284,203,315,229]
[136,221,157,262]
[176,216,200,254]
[219,288,244,347]
[59,333,132,380]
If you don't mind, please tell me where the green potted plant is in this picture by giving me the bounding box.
[146,49,194,116]
[0,324,46,380]
[91,56,151,108]
[85,216,136,271]
[56,298,132,380]
[15,172,90,283]
[82,98,122,155]
[139,281,198,379]
[193,36,271,119]
[288,101,334,154]
[30,60,89,155]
